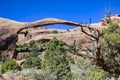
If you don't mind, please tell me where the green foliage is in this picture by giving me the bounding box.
[99,23,120,78]
[17,40,40,56]
[10,68,58,80]
[77,59,87,69]
[66,56,75,64]
[103,23,120,47]
[29,40,37,50]
[110,76,120,80]
[17,40,40,58]
[23,41,41,67]
[102,23,120,62]
[71,59,108,80]
[66,45,74,52]
[85,66,108,80]
[52,30,58,34]
[43,37,72,80]
[1,59,20,73]
[27,40,39,58]
[22,57,41,69]
[71,59,87,80]
[16,43,28,51]
[17,40,43,69]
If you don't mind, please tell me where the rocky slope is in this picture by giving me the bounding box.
[1,14,120,80]
[0,14,120,59]
[17,14,120,45]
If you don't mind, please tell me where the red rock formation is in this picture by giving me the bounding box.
[0,17,83,59]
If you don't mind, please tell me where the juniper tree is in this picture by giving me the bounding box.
[43,37,72,80]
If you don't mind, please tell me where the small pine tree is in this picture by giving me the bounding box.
[27,40,39,58]
[43,37,72,80]
[22,57,41,69]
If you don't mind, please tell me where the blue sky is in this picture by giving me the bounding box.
[0,0,120,29]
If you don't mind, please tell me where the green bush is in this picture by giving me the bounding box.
[72,59,108,80]
[103,23,120,47]
[99,23,120,78]
[26,40,40,58]
[16,43,28,51]
[22,57,41,69]
[1,59,20,73]
[52,30,58,34]
[85,66,108,80]
[43,37,73,80]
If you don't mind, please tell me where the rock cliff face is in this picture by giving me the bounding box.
[0,14,120,59]
[0,34,18,58]
[17,14,120,45]
[0,17,82,58]
[0,17,22,58]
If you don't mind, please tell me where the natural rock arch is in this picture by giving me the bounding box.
[0,17,84,58]
[1,16,120,78]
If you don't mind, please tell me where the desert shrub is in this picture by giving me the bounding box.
[6,68,58,80]
[71,59,86,80]
[52,30,58,34]
[110,76,120,80]
[85,66,108,80]
[16,43,28,51]
[99,23,120,78]
[103,23,120,47]
[71,59,108,80]
[29,68,57,80]
[29,40,39,54]
[23,41,41,69]
[25,40,40,58]
[1,59,20,73]
[43,37,73,80]
[22,57,41,69]
[17,40,40,57]
[70,23,120,79]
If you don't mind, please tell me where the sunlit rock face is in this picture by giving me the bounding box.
[102,14,120,26]
[0,18,21,59]
[0,15,120,59]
